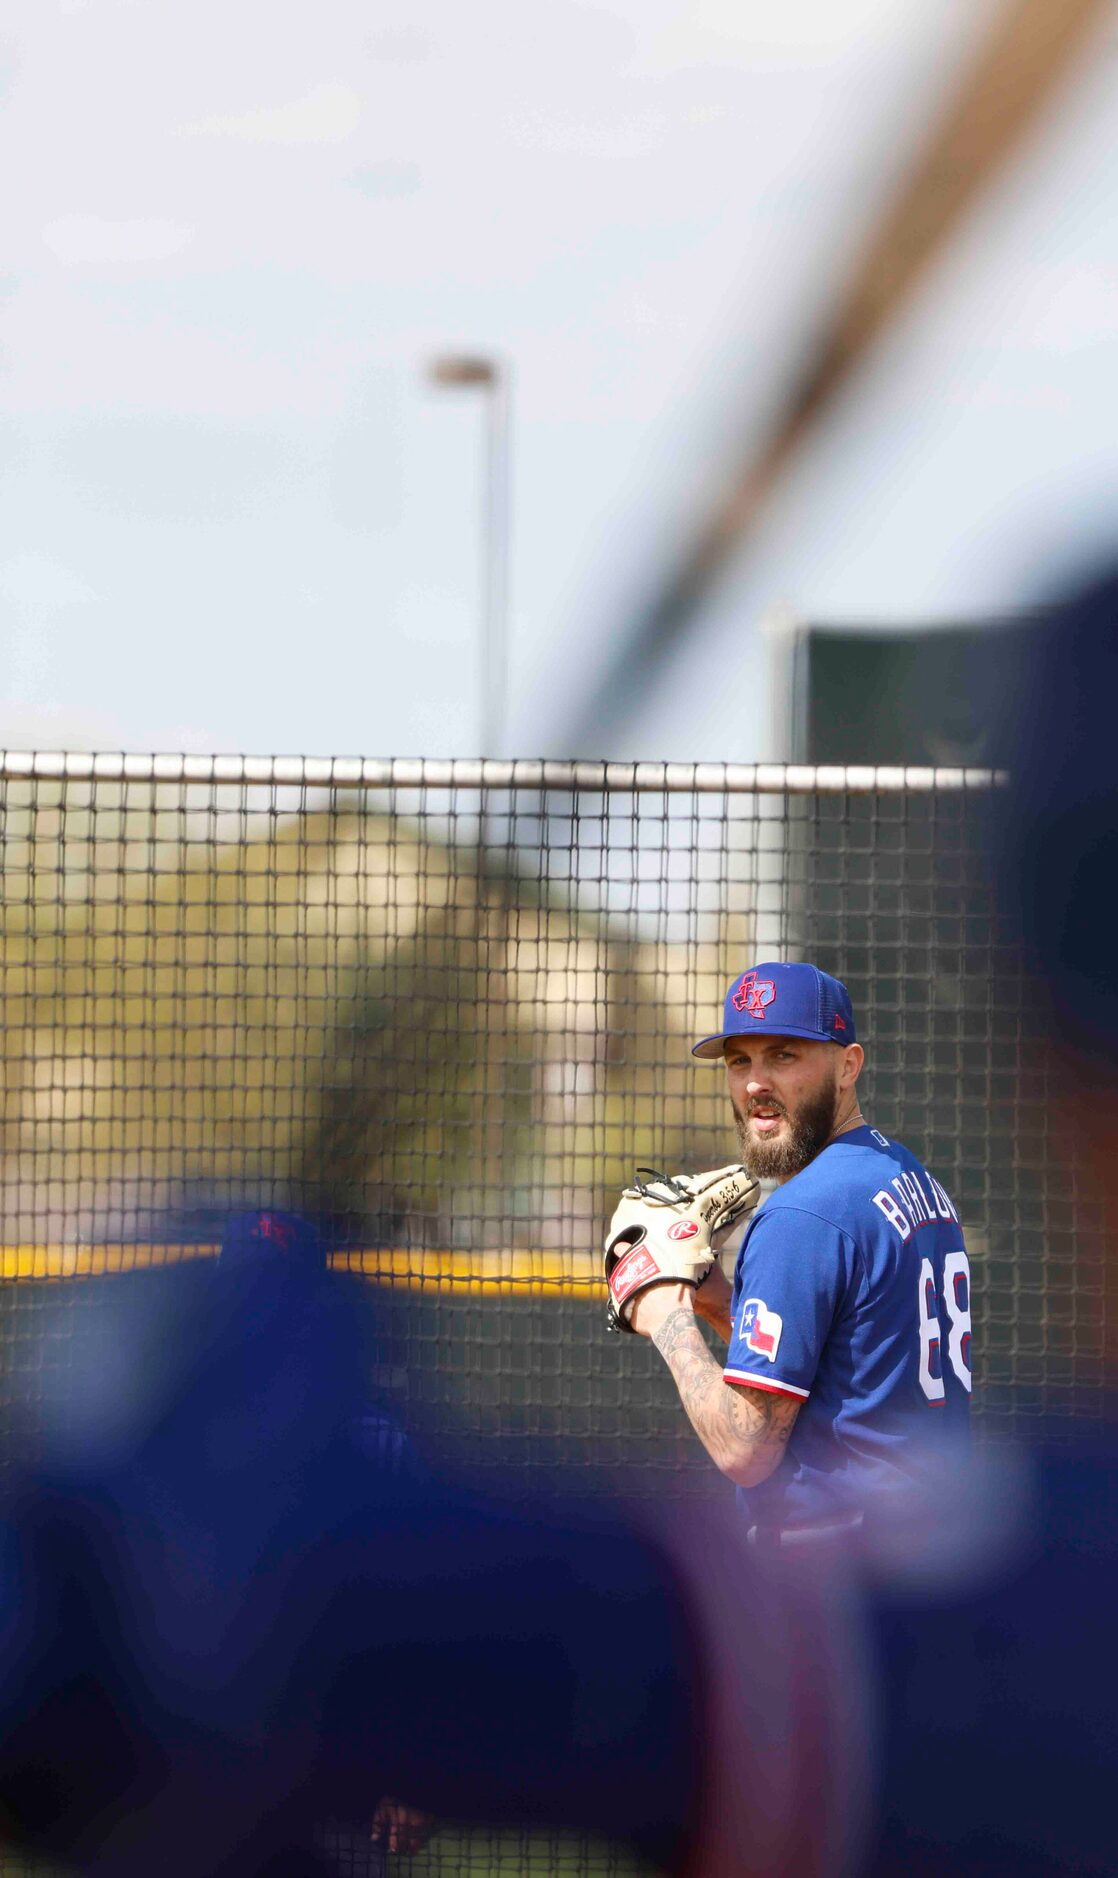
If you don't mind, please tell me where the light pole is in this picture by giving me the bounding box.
[427,354,510,759]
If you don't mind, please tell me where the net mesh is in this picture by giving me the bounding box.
[0,754,1106,1874]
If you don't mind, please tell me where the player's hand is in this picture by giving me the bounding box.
[691,1261,734,1338]
[370,1797,434,1854]
[627,1281,692,1340]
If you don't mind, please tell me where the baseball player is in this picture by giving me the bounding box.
[605,962,972,1534]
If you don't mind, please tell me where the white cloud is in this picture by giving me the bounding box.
[349,161,421,200]
[0,554,95,609]
[641,0,924,68]
[504,107,664,159]
[365,30,431,65]
[187,83,361,146]
[42,217,194,265]
[1022,265,1118,353]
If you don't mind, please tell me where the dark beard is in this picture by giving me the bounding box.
[733,1082,839,1181]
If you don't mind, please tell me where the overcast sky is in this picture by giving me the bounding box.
[3,0,1117,761]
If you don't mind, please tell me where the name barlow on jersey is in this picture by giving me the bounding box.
[869,1146,972,1408]
[620,962,972,1533]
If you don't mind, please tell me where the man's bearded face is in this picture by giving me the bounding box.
[732,1067,840,1180]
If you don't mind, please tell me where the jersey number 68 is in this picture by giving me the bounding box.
[917,1251,972,1400]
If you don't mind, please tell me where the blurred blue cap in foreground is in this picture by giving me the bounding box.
[218,1209,326,1272]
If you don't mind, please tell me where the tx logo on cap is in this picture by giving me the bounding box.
[254,1212,295,1249]
[730,971,776,1019]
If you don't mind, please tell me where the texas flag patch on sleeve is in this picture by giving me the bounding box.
[739,1297,783,1362]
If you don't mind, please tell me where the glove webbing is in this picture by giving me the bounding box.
[632,1167,690,1203]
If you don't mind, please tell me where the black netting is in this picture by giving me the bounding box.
[0,755,1103,1875]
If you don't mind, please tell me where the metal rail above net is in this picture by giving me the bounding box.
[0,752,1008,792]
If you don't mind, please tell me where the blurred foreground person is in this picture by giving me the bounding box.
[218,1210,434,1870]
[0,1203,858,1876]
[861,569,1118,1877]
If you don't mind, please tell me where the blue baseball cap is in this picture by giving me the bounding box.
[691,962,857,1059]
[218,1209,325,1270]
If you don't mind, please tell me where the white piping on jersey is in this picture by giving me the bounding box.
[723,1368,810,1400]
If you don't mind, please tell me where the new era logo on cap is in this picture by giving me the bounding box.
[691,961,857,1058]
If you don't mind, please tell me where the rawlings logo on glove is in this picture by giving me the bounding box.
[603,1164,761,1335]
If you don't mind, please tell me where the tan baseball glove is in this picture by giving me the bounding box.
[603,1164,761,1334]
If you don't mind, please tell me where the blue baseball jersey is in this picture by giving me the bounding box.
[725,1125,972,1527]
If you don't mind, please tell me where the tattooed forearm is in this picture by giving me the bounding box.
[652,1306,800,1486]
[691,1266,734,1343]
